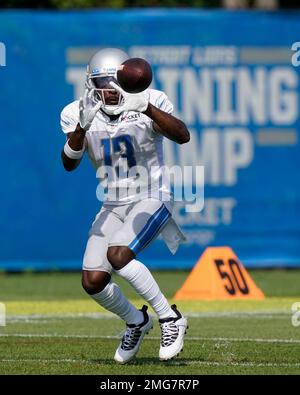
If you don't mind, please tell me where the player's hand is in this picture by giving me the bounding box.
[79,89,102,131]
[109,82,149,115]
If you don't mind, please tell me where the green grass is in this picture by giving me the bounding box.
[0,270,300,375]
[1,269,300,300]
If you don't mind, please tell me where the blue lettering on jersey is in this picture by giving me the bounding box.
[113,135,136,169]
[102,134,136,170]
[102,138,112,167]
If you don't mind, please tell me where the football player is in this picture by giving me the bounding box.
[60,48,190,363]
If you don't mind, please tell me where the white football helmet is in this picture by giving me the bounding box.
[86,48,129,115]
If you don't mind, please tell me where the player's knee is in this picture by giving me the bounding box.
[107,246,135,270]
[81,271,111,295]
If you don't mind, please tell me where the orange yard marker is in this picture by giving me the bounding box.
[174,247,265,300]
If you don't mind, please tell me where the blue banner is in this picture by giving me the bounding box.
[0,10,300,270]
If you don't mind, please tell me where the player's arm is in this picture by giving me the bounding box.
[61,89,102,172]
[144,103,190,145]
[109,81,190,145]
[61,124,86,172]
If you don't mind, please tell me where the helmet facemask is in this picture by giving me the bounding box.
[85,48,129,115]
[86,74,124,116]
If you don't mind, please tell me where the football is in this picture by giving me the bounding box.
[117,57,153,93]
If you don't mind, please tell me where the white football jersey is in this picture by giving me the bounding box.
[60,89,173,205]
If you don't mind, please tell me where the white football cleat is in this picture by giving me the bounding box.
[114,305,153,364]
[159,304,188,361]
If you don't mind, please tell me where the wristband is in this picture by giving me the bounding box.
[63,140,85,160]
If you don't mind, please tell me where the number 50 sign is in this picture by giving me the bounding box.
[174,247,265,300]
[214,259,250,296]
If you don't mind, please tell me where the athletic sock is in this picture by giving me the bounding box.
[115,259,176,319]
[90,281,143,325]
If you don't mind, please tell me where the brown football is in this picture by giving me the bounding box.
[117,58,153,93]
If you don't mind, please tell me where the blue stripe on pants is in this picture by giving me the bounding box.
[128,205,171,255]
[128,205,165,251]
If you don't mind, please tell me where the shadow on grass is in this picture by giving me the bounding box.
[88,357,196,366]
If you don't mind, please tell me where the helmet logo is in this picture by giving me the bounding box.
[91,67,117,76]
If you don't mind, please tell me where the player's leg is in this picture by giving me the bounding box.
[82,207,152,363]
[82,236,143,325]
[107,200,176,320]
[107,199,188,360]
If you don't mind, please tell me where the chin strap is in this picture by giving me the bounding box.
[102,105,119,115]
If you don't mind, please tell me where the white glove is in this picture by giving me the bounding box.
[109,82,149,115]
[79,89,102,131]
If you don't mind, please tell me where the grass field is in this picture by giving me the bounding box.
[0,270,300,375]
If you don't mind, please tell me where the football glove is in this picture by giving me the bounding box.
[79,89,102,131]
[109,82,149,115]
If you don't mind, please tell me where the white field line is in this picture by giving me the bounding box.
[1,333,300,344]
[0,358,299,368]
[5,310,290,323]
